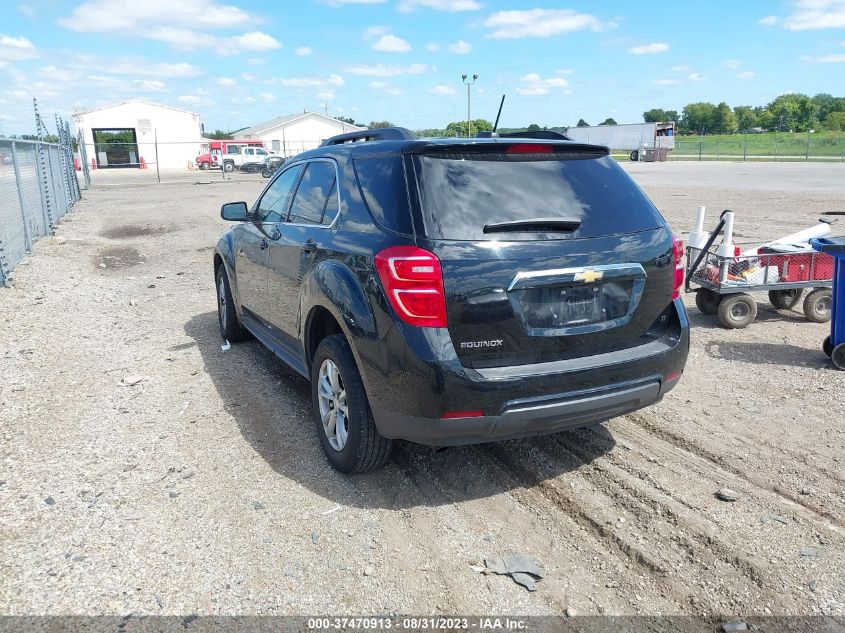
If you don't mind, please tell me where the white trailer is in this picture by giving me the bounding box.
[564,122,675,161]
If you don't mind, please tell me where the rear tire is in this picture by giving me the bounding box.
[216,267,249,343]
[695,289,721,315]
[768,288,803,310]
[311,335,392,473]
[223,161,235,173]
[630,150,639,161]
[717,293,757,329]
[803,288,832,323]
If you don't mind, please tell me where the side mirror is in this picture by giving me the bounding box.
[221,201,248,221]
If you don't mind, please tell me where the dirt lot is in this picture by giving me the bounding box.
[0,162,843,617]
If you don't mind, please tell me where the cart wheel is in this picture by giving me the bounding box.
[717,293,757,329]
[768,288,803,310]
[823,336,834,358]
[695,289,722,315]
[832,344,845,371]
[803,288,832,323]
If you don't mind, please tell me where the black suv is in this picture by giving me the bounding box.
[214,128,689,473]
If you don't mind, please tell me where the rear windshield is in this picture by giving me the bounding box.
[412,152,664,241]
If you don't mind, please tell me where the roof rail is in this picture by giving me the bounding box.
[321,127,416,147]
[497,130,571,141]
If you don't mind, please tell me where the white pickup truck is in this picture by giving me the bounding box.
[218,146,272,172]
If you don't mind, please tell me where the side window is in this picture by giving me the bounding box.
[254,165,303,223]
[321,181,338,226]
[287,162,338,226]
[256,149,267,156]
[245,148,254,156]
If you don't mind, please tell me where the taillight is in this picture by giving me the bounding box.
[672,235,684,300]
[506,143,554,154]
[375,246,448,327]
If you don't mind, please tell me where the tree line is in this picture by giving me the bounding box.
[644,93,845,135]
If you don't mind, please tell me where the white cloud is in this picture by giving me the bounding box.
[225,31,281,53]
[429,84,457,96]
[759,15,779,26]
[426,42,440,51]
[688,72,706,81]
[176,94,203,104]
[58,0,254,32]
[295,46,313,56]
[398,0,481,12]
[247,57,266,64]
[484,9,609,39]
[448,40,472,54]
[516,72,569,96]
[372,34,412,52]
[260,91,276,102]
[736,70,755,79]
[557,68,575,75]
[628,42,669,55]
[345,63,427,76]
[19,5,37,18]
[723,59,742,68]
[801,53,845,62]
[105,60,202,78]
[0,35,39,61]
[277,74,345,87]
[216,77,237,86]
[133,79,167,92]
[317,91,335,100]
[327,0,386,4]
[671,64,690,72]
[369,80,403,95]
[780,0,845,30]
[653,78,680,86]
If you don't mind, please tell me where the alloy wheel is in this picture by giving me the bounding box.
[317,359,349,451]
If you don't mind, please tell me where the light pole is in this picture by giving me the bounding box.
[462,74,478,138]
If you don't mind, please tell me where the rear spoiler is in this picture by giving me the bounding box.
[481,130,572,141]
[408,141,609,158]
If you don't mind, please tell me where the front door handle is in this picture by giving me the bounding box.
[302,239,317,254]
[259,238,269,250]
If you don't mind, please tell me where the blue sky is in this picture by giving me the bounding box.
[1,0,844,135]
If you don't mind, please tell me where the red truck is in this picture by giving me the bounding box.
[196,139,265,171]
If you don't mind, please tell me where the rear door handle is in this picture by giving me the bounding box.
[302,239,317,254]
[259,238,269,250]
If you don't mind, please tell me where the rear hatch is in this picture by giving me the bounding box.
[409,142,676,369]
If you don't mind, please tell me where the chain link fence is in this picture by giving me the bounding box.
[670,132,845,161]
[0,135,83,285]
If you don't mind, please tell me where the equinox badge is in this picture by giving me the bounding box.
[460,339,504,349]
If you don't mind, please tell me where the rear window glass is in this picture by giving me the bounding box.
[413,153,664,241]
[354,156,413,235]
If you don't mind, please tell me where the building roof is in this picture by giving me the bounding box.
[72,99,199,118]
[239,111,365,137]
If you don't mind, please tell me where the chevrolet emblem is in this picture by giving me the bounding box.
[574,269,603,283]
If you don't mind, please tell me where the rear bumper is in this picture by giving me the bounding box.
[373,378,672,446]
[362,298,689,446]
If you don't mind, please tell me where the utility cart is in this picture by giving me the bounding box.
[686,211,833,329]
[811,237,845,369]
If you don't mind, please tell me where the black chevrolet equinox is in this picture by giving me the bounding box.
[214,128,689,473]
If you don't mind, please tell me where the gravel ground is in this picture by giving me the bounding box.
[0,161,843,617]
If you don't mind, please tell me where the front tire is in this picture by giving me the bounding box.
[311,335,392,473]
[223,161,235,173]
[717,293,757,329]
[803,288,832,323]
[198,162,209,171]
[216,267,249,342]
[630,150,639,161]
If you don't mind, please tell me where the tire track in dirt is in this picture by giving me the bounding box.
[624,411,845,531]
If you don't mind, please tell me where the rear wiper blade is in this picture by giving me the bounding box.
[483,217,581,234]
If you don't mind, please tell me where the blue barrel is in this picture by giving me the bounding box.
[811,237,845,369]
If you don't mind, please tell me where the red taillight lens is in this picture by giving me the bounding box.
[375,246,448,327]
[672,235,685,300]
[441,410,484,419]
[506,143,554,154]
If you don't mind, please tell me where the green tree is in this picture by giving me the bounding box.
[599,117,617,125]
[643,109,677,123]
[335,116,358,126]
[368,120,395,129]
[733,106,758,131]
[713,102,736,134]
[206,129,233,140]
[826,111,845,131]
[681,102,717,134]
[526,123,542,132]
[444,119,493,137]
[576,119,589,127]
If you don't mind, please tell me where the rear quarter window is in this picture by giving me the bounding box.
[413,153,665,241]
[353,156,414,235]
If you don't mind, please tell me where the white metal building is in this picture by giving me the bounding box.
[72,100,205,169]
[238,112,365,157]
